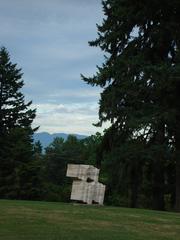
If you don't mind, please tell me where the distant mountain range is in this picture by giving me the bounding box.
[33,132,88,149]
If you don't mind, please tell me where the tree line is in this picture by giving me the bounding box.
[1,0,180,212]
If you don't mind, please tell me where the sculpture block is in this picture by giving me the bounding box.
[66,164,105,205]
[66,164,99,182]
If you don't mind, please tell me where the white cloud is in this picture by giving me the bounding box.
[32,101,109,135]
[48,88,101,99]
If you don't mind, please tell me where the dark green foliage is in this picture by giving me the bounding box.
[43,135,86,201]
[0,47,36,135]
[0,47,41,200]
[82,0,180,211]
[81,132,103,167]
[45,135,84,184]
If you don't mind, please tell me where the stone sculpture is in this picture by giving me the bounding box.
[66,164,106,205]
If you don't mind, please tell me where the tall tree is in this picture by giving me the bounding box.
[0,47,39,199]
[82,0,180,211]
[0,47,36,134]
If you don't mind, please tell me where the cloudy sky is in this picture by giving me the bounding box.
[0,0,109,135]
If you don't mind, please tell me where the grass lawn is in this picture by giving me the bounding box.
[0,200,179,240]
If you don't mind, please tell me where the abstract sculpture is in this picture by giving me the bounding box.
[66,164,106,205]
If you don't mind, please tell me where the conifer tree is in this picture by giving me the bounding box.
[0,47,39,199]
[82,0,180,211]
[0,47,35,134]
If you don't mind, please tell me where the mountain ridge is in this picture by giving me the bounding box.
[33,132,88,148]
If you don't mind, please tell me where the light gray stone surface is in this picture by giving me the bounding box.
[66,164,99,182]
[66,164,105,205]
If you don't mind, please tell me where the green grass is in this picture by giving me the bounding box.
[0,200,179,240]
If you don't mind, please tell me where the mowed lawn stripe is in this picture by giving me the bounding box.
[0,200,179,240]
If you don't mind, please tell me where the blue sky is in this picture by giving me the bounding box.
[1,0,109,135]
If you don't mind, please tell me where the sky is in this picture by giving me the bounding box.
[0,0,109,135]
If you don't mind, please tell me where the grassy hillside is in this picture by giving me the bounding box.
[0,200,179,240]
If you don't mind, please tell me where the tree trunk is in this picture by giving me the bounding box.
[175,153,180,211]
[152,123,165,211]
[130,176,139,208]
[175,123,180,212]
[130,163,140,208]
[152,160,165,210]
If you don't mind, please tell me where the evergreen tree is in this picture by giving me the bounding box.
[82,0,180,211]
[0,47,39,199]
[0,47,36,134]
